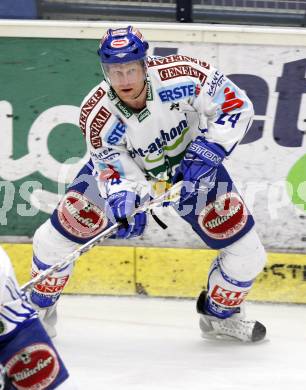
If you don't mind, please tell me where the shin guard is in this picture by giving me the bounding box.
[30,255,72,309]
[204,257,253,319]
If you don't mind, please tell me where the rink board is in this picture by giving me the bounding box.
[0,21,305,253]
[3,243,306,304]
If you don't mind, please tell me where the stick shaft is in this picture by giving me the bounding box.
[21,182,182,292]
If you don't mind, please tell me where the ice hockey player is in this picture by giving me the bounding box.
[30,25,267,342]
[0,246,77,389]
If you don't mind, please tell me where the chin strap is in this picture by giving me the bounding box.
[132,80,147,100]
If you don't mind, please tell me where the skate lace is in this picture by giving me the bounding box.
[214,317,255,339]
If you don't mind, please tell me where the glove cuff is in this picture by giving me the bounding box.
[107,191,128,206]
[188,137,226,167]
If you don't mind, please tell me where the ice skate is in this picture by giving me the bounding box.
[196,291,266,342]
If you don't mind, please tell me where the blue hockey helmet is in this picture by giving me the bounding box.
[97,26,149,64]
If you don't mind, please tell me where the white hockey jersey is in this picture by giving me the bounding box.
[0,246,37,341]
[79,55,254,198]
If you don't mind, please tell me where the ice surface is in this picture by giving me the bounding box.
[55,296,306,390]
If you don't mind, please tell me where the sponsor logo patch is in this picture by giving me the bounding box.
[158,65,207,86]
[146,80,153,101]
[100,152,121,163]
[90,149,120,162]
[107,88,117,101]
[198,192,248,240]
[110,37,129,48]
[148,55,210,70]
[58,191,108,239]
[211,285,249,307]
[116,101,133,119]
[90,106,112,149]
[130,119,189,162]
[32,272,69,295]
[221,87,244,113]
[105,120,126,145]
[158,82,195,103]
[136,107,151,122]
[98,165,121,182]
[207,70,226,97]
[5,343,60,390]
[111,28,129,37]
[189,143,222,166]
[79,87,106,136]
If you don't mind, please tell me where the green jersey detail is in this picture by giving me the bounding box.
[137,108,151,123]
[146,80,153,101]
[145,162,171,181]
[145,153,164,164]
[163,126,189,151]
[145,149,187,179]
[107,87,117,101]
[116,101,133,119]
[144,126,189,163]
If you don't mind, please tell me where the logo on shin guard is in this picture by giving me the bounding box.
[198,192,248,240]
[211,285,248,307]
[58,190,108,239]
[32,272,69,296]
[5,343,60,389]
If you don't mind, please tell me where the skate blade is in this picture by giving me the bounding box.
[200,331,242,342]
[200,331,269,344]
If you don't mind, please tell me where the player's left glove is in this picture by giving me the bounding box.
[173,136,226,199]
[107,191,147,239]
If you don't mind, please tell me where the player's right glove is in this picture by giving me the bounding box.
[107,191,147,239]
[173,136,226,200]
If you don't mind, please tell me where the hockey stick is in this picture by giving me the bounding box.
[20,181,183,293]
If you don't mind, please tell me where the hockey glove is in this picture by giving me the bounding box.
[107,191,147,239]
[173,136,226,200]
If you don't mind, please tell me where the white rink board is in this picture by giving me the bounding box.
[0,21,305,251]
